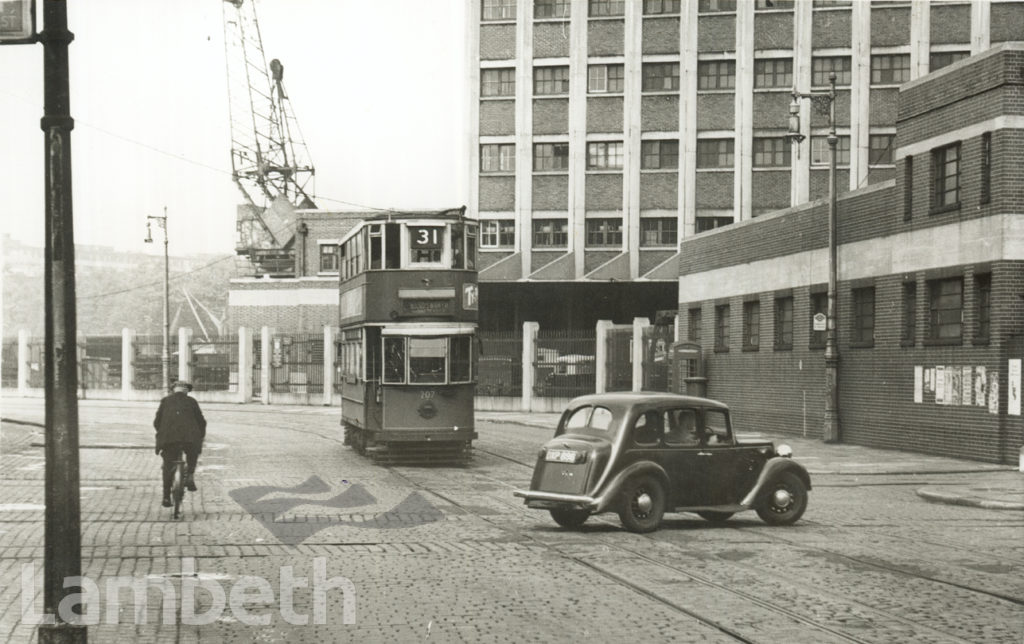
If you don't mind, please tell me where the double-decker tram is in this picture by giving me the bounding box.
[337,207,479,463]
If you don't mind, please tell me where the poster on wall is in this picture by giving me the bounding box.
[950,368,962,406]
[925,368,934,395]
[914,366,923,403]
[989,373,1000,415]
[935,366,946,404]
[1009,359,1022,416]
[975,366,987,408]
[962,366,974,406]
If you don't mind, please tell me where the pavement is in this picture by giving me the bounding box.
[477,411,1024,512]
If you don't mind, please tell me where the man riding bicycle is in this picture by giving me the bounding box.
[154,380,206,507]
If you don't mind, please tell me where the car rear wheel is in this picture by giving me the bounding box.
[549,508,590,529]
[618,475,665,533]
[697,511,734,523]
[755,471,808,526]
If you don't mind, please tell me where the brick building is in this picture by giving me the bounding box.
[675,43,1024,464]
[227,209,366,332]
[468,0,1024,331]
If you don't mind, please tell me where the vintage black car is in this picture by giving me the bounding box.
[513,392,811,533]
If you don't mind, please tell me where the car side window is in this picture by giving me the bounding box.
[703,409,733,445]
[664,408,700,446]
[633,410,661,446]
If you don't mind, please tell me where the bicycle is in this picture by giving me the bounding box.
[169,458,187,520]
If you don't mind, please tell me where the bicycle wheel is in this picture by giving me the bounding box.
[171,460,185,520]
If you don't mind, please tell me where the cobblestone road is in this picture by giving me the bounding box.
[0,399,1021,643]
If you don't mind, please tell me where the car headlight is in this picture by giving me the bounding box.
[776,444,793,458]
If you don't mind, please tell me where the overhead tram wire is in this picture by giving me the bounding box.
[77,254,237,301]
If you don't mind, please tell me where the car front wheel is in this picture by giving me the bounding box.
[755,471,808,526]
[618,475,665,533]
[549,508,590,529]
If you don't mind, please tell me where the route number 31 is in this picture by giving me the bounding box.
[410,226,442,249]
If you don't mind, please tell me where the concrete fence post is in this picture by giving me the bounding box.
[17,328,30,396]
[178,327,193,385]
[121,328,135,399]
[522,321,539,412]
[323,325,335,406]
[261,326,273,405]
[595,320,613,394]
[237,327,252,403]
[632,317,650,392]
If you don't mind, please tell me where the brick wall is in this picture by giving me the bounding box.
[697,94,736,131]
[533,98,568,134]
[480,100,515,136]
[533,175,569,210]
[871,6,910,47]
[479,176,515,211]
[585,173,623,210]
[755,13,794,50]
[642,17,679,55]
[752,93,790,130]
[869,88,898,126]
[639,173,678,210]
[588,20,624,57]
[695,172,734,209]
[751,171,792,211]
[533,22,570,58]
[991,3,1024,43]
[930,4,971,44]
[641,95,679,132]
[480,24,515,60]
[699,15,735,53]
[812,9,852,49]
[584,250,618,274]
[587,96,623,134]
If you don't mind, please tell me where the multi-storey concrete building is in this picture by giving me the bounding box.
[675,42,1024,464]
[467,0,1024,331]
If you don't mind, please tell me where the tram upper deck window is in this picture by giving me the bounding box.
[410,226,444,264]
[451,224,479,270]
[409,338,446,383]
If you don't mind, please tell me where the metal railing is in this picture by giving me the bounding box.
[478,331,523,397]
[535,330,596,399]
[191,336,238,392]
[132,334,178,390]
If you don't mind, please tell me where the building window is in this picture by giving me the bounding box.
[981,132,991,205]
[869,134,895,166]
[588,64,624,93]
[774,296,793,351]
[534,142,569,171]
[586,218,623,246]
[697,60,735,90]
[753,137,790,168]
[698,0,736,12]
[928,277,962,342]
[756,0,794,8]
[809,291,827,349]
[640,218,677,247]
[480,143,515,173]
[903,155,913,221]
[975,273,991,342]
[714,304,730,352]
[641,140,679,170]
[696,216,733,233]
[930,51,969,72]
[851,287,875,346]
[754,58,793,88]
[589,0,624,17]
[533,219,568,247]
[901,282,917,346]
[480,220,515,248]
[534,66,570,95]
[481,68,515,97]
[697,139,734,169]
[743,301,760,351]
[587,141,623,170]
[810,136,851,166]
[319,244,339,273]
[812,56,852,86]
[644,0,681,14]
[483,0,516,21]
[871,54,911,85]
[535,0,570,19]
[931,142,960,211]
[642,62,679,92]
[688,307,702,343]
[813,0,851,6]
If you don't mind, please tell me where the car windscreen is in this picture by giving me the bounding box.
[561,405,615,435]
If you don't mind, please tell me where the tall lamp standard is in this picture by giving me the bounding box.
[145,207,170,392]
[788,71,840,443]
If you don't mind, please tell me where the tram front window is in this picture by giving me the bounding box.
[409,338,446,383]
[383,337,405,383]
[450,336,472,382]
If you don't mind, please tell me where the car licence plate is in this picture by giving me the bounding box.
[546,449,578,463]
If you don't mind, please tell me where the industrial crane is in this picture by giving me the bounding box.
[222,0,316,272]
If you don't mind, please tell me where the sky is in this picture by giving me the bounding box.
[0,0,468,256]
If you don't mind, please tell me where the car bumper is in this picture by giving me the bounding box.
[513,489,600,511]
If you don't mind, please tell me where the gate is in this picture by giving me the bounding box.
[478,330,523,397]
[252,338,262,398]
[269,333,324,394]
[605,326,632,392]
[192,336,238,392]
[534,330,595,401]
[132,335,178,390]
[641,325,673,392]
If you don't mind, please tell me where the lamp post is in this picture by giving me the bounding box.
[145,207,170,392]
[788,71,840,444]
